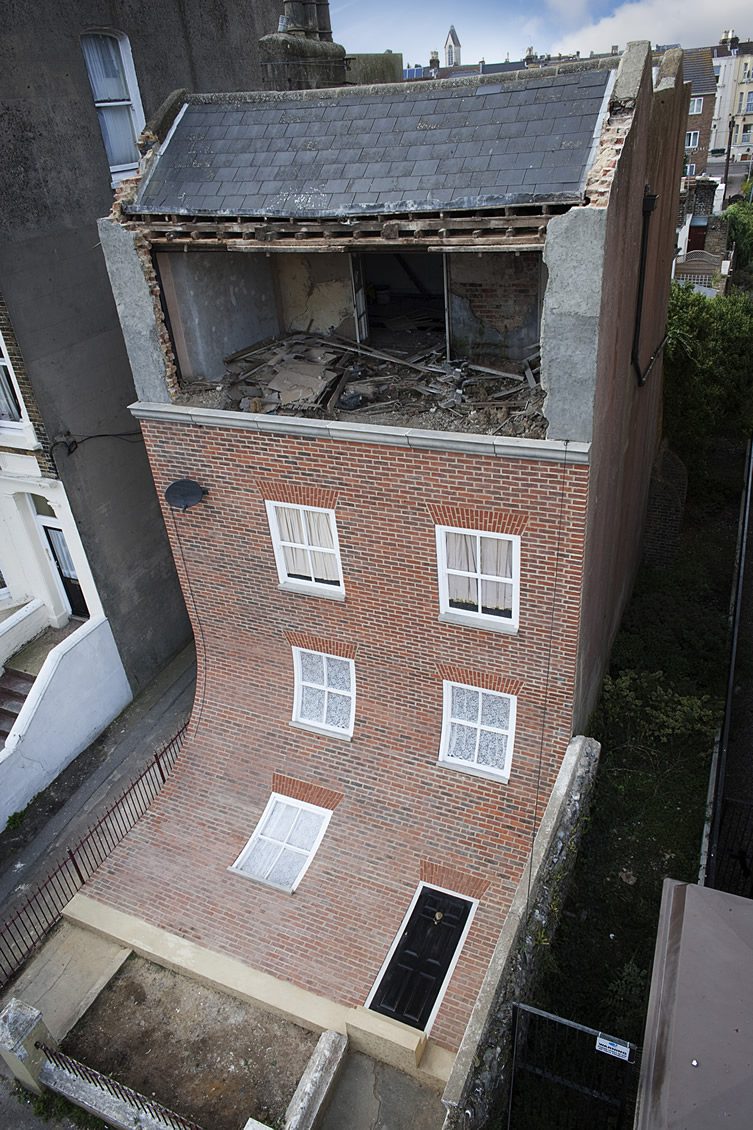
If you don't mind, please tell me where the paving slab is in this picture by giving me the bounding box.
[1,922,130,1041]
[319,1051,445,1130]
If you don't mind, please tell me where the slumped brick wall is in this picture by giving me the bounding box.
[86,421,589,1051]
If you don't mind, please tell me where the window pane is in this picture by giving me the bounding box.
[0,364,21,422]
[451,685,478,722]
[326,657,351,691]
[46,529,78,580]
[326,692,351,730]
[446,531,477,572]
[282,543,311,580]
[309,550,339,584]
[288,809,324,851]
[305,509,334,549]
[481,535,512,579]
[81,34,129,101]
[301,685,325,722]
[242,837,281,880]
[448,572,478,611]
[481,692,510,729]
[262,799,298,842]
[301,650,325,684]
[276,505,304,543]
[480,579,512,617]
[448,722,476,761]
[478,730,507,769]
[267,846,305,888]
[97,105,138,167]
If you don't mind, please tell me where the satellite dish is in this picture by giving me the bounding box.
[164,479,208,511]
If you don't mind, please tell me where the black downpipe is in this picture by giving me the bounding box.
[631,185,666,387]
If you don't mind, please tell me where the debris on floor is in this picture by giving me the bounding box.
[214,332,546,437]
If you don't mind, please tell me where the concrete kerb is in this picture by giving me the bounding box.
[285,1030,348,1130]
[440,734,601,1128]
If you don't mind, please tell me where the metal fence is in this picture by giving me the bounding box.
[506,1004,639,1130]
[37,1041,204,1130]
[0,725,187,988]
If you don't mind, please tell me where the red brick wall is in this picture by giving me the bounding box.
[87,423,589,1051]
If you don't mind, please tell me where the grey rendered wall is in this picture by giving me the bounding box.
[0,0,280,690]
[157,253,279,383]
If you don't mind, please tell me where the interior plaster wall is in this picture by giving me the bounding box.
[157,252,279,384]
[277,255,356,338]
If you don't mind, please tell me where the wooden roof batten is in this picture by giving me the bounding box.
[131,201,572,251]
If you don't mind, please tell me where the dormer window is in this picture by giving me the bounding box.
[81,33,145,185]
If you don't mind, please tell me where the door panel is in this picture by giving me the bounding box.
[42,525,88,618]
[370,887,472,1030]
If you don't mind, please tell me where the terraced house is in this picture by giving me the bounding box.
[65,41,687,1103]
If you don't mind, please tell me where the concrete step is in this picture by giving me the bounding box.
[0,709,15,737]
[0,691,24,714]
[1,921,131,1041]
[0,669,35,696]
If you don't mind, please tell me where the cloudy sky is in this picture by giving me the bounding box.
[331,0,750,68]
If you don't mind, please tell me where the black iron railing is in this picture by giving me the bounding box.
[37,1042,204,1130]
[0,725,187,987]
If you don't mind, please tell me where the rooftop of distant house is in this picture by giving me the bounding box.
[682,47,717,94]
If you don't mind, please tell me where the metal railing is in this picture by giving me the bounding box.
[37,1042,204,1130]
[0,725,187,988]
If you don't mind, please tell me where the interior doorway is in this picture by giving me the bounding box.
[351,253,446,355]
[31,495,89,619]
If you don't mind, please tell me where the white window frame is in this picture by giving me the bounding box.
[747,91,753,114]
[80,31,145,186]
[685,131,700,150]
[229,793,332,893]
[291,647,356,739]
[265,500,345,599]
[0,328,37,450]
[438,680,517,781]
[435,525,520,633]
[688,97,703,115]
[686,163,696,176]
[364,882,479,1034]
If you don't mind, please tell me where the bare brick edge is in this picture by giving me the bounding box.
[272,774,344,811]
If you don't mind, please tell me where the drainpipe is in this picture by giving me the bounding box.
[632,185,666,387]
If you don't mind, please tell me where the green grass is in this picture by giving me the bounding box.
[13,1085,107,1128]
[531,451,742,1044]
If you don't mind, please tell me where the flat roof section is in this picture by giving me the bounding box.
[130,68,612,219]
[637,880,753,1129]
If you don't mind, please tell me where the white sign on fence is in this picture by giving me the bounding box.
[595,1033,632,1061]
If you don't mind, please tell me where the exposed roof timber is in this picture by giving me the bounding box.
[128,204,566,249]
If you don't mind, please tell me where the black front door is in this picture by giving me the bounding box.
[42,525,88,618]
[369,887,473,1030]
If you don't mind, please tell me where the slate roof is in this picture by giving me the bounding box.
[683,47,716,94]
[131,69,612,220]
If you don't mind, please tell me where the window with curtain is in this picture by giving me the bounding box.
[439,681,517,779]
[0,330,22,424]
[292,648,355,737]
[265,502,344,595]
[230,794,332,892]
[81,33,144,179]
[436,525,520,630]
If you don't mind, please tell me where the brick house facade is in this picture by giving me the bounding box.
[74,42,687,1089]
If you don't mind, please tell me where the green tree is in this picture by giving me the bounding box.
[726,200,753,272]
[663,282,753,463]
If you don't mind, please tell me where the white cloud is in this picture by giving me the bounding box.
[551,0,752,57]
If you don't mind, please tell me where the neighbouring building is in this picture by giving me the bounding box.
[682,47,717,174]
[445,26,461,68]
[710,31,753,158]
[66,42,686,1103]
[0,0,283,827]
